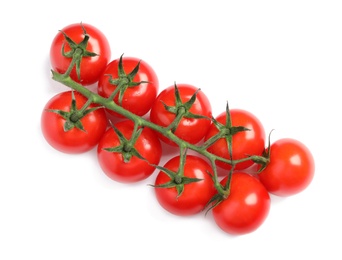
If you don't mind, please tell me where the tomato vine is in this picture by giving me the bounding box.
[51,64,268,199]
[44,22,315,235]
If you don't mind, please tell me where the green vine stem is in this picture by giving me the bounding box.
[50,25,272,201]
[50,25,271,200]
[51,70,269,198]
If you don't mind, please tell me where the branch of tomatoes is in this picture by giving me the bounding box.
[44,22,316,236]
[49,23,272,202]
[51,66,269,197]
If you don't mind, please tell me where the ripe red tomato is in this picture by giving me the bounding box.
[50,23,111,86]
[212,172,271,235]
[258,138,315,197]
[154,155,216,216]
[149,83,212,146]
[204,109,265,172]
[97,55,159,118]
[41,90,108,154]
[97,120,162,183]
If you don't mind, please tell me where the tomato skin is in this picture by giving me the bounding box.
[149,84,212,146]
[258,138,315,197]
[204,109,265,172]
[97,56,159,118]
[154,155,216,216]
[50,23,111,86]
[212,172,271,235]
[97,120,162,183]
[41,91,108,154]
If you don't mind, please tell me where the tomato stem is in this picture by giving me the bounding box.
[51,70,268,198]
[59,24,98,80]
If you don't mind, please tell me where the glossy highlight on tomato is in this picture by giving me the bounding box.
[258,138,315,197]
[50,23,111,86]
[41,90,108,154]
[212,172,271,235]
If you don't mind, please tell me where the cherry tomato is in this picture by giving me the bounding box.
[204,109,265,172]
[97,55,159,118]
[154,155,216,216]
[41,90,108,154]
[149,83,212,146]
[97,120,162,183]
[212,172,271,235]
[50,23,111,86]
[258,138,315,197]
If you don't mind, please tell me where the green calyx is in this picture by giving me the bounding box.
[216,102,250,137]
[204,102,250,164]
[60,22,98,79]
[103,121,146,163]
[46,91,100,132]
[163,83,210,133]
[151,148,203,198]
[106,54,150,105]
[204,167,235,214]
[152,165,203,198]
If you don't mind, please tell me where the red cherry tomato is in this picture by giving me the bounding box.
[41,90,108,154]
[154,155,216,216]
[204,109,265,172]
[150,83,212,146]
[50,23,111,86]
[97,120,162,183]
[212,172,271,235]
[258,138,315,197]
[98,55,159,118]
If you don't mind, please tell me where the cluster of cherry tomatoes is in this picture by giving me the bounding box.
[41,22,315,235]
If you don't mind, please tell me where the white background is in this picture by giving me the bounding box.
[1,0,341,259]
